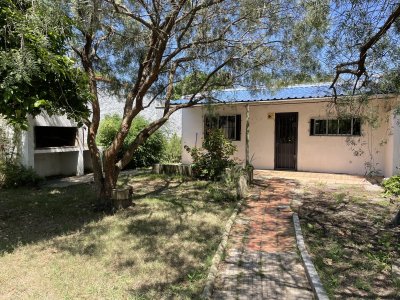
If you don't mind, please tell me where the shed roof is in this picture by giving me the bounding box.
[172,83,345,105]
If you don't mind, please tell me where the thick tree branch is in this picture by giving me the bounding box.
[105,0,153,29]
[331,4,400,99]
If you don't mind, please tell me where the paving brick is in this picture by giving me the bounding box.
[212,176,314,299]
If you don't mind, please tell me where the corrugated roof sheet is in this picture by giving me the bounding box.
[172,83,344,105]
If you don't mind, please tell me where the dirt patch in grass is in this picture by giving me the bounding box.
[0,174,237,299]
[295,183,400,299]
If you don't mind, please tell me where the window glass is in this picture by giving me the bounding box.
[205,116,217,129]
[314,120,326,135]
[338,119,352,134]
[204,115,240,141]
[218,116,228,139]
[227,116,236,140]
[311,118,361,136]
[353,118,361,135]
[327,120,338,134]
[218,116,227,128]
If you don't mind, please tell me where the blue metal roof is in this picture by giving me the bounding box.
[172,83,344,105]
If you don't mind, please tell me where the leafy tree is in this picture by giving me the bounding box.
[0,0,89,127]
[63,0,327,206]
[162,133,182,164]
[97,114,165,169]
[172,71,233,100]
[326,1,400,225]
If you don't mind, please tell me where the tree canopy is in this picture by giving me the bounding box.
[63,0,329,202]
[0,0,90,127]
[6,0,400,204]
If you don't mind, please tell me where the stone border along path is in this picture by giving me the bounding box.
[293,213,329,300]
[202,198,245,299]
[210,176,314,300]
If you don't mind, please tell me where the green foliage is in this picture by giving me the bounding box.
[0,120,40,188]
[185,129,237,181]
[0,161,42,188]
[172,71,233,100]
[0,120,21,163]
[162,133,182,163]
[222,164,246,187]
[382,175,400,196]
[0,0,90,127]
[97,115,166,169]
[207,184,236,202]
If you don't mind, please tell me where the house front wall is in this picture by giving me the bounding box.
[182,97,399,176]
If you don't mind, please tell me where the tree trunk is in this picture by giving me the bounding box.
[79,32,118,207]
[88,139,106,202]
[102,150,120,204]
[393,208,400,226]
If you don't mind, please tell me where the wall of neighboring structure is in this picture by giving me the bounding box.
[21,113,91,177]
[182,97,399,176]
[99,91,182,138]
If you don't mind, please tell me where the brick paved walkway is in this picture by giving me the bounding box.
[212,176,313,299]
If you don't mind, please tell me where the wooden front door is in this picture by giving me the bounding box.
[275,112,298,170]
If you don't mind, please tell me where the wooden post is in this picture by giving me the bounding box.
[245,104,250,166]
[245,104,254,183]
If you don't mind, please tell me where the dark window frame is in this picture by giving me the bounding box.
[310,118,361,136]
[204,114,241,141]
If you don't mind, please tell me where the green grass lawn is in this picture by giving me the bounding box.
[0,173,237,299]
[296,183,400,299]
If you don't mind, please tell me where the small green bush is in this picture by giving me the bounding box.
[185,129,237,181]
[382,175,400,196]
[0,162,42,188]
[162,133,181,163]
[97,115,166,169]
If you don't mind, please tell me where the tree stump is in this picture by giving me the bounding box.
[111,187,132,209]
[152,163,192,177]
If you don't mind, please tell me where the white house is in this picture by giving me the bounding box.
[179,83,400,177]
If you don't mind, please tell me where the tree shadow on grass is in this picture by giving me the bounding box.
[48,177,236,298]
[296,185,400,298]
[0,183,104,254]
[0,173,239,297]
[50,196,225,298]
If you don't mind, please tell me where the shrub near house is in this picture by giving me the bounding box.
[0,123,42,188]
[185,128,237,181]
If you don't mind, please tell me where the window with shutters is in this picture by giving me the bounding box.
[204,115,241,141]
[310,118,361,136]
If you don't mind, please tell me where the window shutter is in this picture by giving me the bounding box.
[236,115,241,141]
[310,119,315,136]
